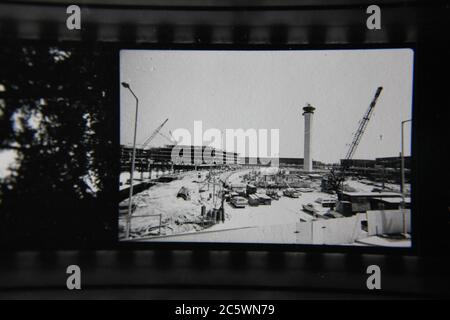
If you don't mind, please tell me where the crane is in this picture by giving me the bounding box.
[141,118,169,149]
[344,87,383,160]
[158,131,174,144]
[158,130,179,146]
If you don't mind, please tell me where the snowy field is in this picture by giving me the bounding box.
[120,168,327,239]
[119,167,411,244]
[119,170,222,239]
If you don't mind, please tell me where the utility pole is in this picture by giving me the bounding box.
[401,119,411,194]
[401,119,412,236]
[212,174,216,208]
[121,82,139,239]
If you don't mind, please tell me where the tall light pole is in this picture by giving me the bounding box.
[122,82,139,239]
[401,119,411,236]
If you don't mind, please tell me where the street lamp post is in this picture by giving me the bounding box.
[122,82,139,239]
[401,119,412,236]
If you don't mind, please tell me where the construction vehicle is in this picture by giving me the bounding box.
[323,87,383,201]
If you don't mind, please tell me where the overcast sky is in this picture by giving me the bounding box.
[120,49,413,164]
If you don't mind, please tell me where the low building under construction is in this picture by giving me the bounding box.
[121,144,240,172]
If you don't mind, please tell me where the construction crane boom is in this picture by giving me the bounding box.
[158,131,173,143]
[141,118,169,149]
[158,130,179,146]
[345,87,383,160]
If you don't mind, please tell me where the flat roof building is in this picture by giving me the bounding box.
[120,144,239,170]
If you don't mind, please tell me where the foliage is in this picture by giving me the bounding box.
[326,166,345,196]
[0,44,116,247]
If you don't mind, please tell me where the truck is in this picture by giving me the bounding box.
[247,194,260,206]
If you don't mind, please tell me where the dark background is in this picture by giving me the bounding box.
[0,0,449,299]
[0,43,118,249]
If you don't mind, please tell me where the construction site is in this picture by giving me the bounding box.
[119,86,412,247]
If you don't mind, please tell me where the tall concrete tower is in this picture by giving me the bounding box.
[302,103,315,172]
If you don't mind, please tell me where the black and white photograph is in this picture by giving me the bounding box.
[2,0,450,303]
[119,48,414,247]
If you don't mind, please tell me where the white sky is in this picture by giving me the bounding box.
[120,49,413,164]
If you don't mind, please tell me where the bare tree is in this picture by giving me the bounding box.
[326,167,346,197]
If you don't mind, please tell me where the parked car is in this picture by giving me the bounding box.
[266,190,280,200]
[231,196,248,208]
[229,191,239,199]
[256,193,272,205]
[302,203,318,214]
[283,188,301,198]
[315,197,337,208]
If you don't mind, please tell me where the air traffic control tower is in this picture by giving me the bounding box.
[302,103,315,172]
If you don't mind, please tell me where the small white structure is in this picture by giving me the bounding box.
[366,209,411,236]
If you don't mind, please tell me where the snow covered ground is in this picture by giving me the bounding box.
[120,168,329,240]
[119,167,411,244]
[119,170,221,239]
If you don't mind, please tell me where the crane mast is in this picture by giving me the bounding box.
[157,130,179,146]
[141,118,169,149]
[345,87,383,160]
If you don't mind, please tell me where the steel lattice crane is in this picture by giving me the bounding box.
[345,87,383,160]
[158,130,179,146]
[141,118,169,149]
